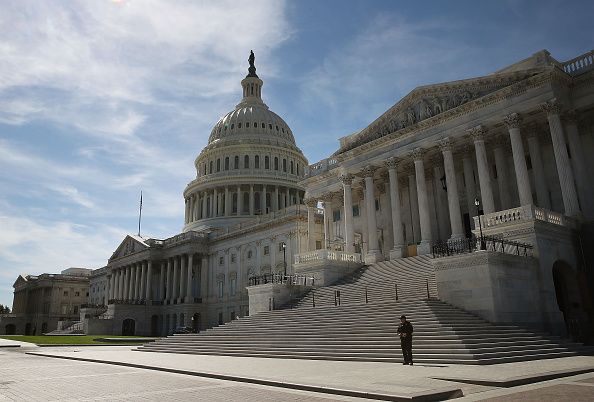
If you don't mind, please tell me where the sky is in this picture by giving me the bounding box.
[0,0,593,308]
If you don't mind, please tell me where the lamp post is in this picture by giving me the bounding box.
[474,198,485,250]
[281,242,287,276]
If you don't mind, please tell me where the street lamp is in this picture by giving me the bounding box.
[281,242,287,276]
[474,198,485,250]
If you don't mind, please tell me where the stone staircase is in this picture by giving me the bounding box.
[138,257,585,364]
[46,321,84,335]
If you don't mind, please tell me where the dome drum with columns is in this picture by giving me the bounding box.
[183,52,308,232]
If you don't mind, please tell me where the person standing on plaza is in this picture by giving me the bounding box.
[397,315,414,365]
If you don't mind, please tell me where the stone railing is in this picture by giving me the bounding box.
[294,249,362,264]
[305,157,339,178]
[163,230,208,246]
[473,205,577,230]
[562,50,594,76]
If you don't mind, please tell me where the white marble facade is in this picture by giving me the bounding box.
[88,49,594,336]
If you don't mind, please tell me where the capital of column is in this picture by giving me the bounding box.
[360,165,378,178]
[385,157,398,170]
[438,137,452,152]
[468,125,486,142]
[411,147,425,161]
[504,112,522,129]
[320,192,335,203]
[304,198,317,208]
[338,173,355,186]
[540,98,561,115]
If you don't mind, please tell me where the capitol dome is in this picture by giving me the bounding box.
[182,52,308,232]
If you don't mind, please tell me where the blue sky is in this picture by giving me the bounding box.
[0,0,592,308]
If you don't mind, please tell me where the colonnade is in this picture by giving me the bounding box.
[184,185,304,224]
[304,100,589,259]
[107,254,209,305]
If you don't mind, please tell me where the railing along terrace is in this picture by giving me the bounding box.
[163,231,208,246]
[248,273,315,287]
[562,50,594,76]
[473,205,577,230]
[432,235,533,258]
[108,299,147,305]
[305,157,339,178]
[294,249,363,264]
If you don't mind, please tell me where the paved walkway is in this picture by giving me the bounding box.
[0,338,38,348]
[25,346,594,400]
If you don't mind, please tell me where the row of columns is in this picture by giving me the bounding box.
[108,255,209,304]
[185,185,303,224]
[304,100,588,260]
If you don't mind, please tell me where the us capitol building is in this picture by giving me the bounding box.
[2,49,594,339]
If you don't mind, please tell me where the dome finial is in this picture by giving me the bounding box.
[247,50,258,78]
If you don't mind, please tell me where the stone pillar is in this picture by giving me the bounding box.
[200,256,208,300]
[165,259,172,303]
[526,130,550,209]
[249,185,255,215]
[139,261,146,300]
[438,138,465,240]
[362,165,383,262]
[173,256,180,301]
[236,185,241,215]
[505,113,533,207]
[186,254,193,303]
[408,172,420,243]
[104,276,110,305]
[225,187,230,217]
[564,110,594,218]
[213,188,219,217]
[541,99,580,217]
[412,148,432,254]
[321,194,332,249]
[274,186,279,211]
[124,266,131,300]
[262,185,267,213]
[118,268,124,299]
[384,158,404,258]
[202,191,208,219]
[492,140,512,210]
[145,261,152,300]
[179,255,186,301]
[184,198,189,224]
[339,173,355,254]
[195,194,200,220]
[134,262,141,300]
[432,161,450,241]
[159,262,165,301]
[462,149,477,215]
[305,198,317,251]
[469,125,495,214]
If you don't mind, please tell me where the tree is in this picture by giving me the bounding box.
[0,304,10,314]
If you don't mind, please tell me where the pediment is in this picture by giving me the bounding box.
[336,67,546,154]
[13,275,27,288]
[109,235,149,262]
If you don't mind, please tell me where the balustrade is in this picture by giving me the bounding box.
[294,249,362,264]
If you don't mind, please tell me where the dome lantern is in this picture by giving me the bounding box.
[240,50,264,105]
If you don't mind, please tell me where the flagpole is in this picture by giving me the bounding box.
[138,190,143,237]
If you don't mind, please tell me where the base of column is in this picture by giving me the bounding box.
[417,240,432,255]
[364,250,384,264]
[389,245,405,260]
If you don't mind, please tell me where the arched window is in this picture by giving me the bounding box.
[265,156,270,169]
[244,155,249,168]
[274,157,279,171]
[290,161,294,174]
[224,157,229,170]
[255,155,260,169]
[209,161,213,174]
[261,123,265,128]
[234,156,239,169]
[217,158,221,172]
[283,158,287,172]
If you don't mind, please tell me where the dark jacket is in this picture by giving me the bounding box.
[397,321,413,341]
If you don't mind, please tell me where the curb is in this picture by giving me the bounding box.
[26,352,463,401]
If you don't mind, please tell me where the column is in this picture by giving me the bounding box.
[492,140,512,210]
[200,256,208,300]
[280,188,286,209]
[194,194,199,220]
[104,277,110,305]
[186,253,194,303]
[462,148,477,215]
[432,161,450,241]
[564,110,594,218]
[225,186,231,216]
[173,256,180,302]
[321,194,332,249]
[438,138,465,240]
[540,99,580,217]
[118,268,124,299]
[412,148,432,254]
[249,185,255,215]
[340,173,355,254]
[527,130,551,209]
[213,188,218,217]
[179,255,186,301]
[504,113,533,207]
[408,173,420,243]
[305,198,317,251]
[262,185,267,213]
[386,158,405,258]
[362,165,382,262]
[236,185,242,215]
[109,271,115,300]
[469,125,495,214]
[135,262,141,300]
[165,259,172,303]
[139,261,146,300]
[184,198,189,224]
[159,262,165,301]
[122,266,129,300]
[274,186,279,211]
[145,261,152,301]
[202,191,208,219]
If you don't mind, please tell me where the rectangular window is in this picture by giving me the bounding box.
[219,256,224,265]
[315,240,322,250]
[230,278,236,296]
[332,209,341,222]
[75,292,80,297]
[352,204,360,217]
[218,282,224,298]
[264,246,270,255]
[63,291,68,297]
[375,199,380,211]
[73,306,79,314]
[231,254,236,263]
